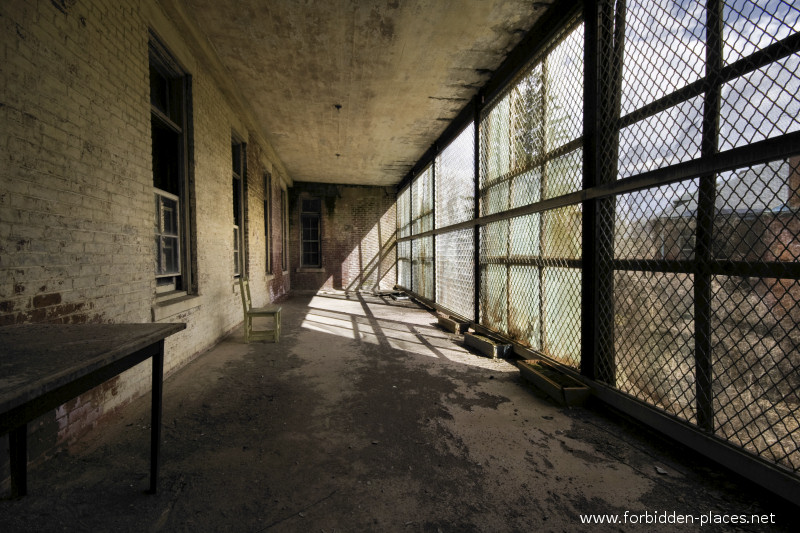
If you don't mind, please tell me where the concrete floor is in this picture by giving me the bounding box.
[1,291,796,532]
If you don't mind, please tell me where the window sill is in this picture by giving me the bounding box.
[152,291,201,321]
[296,267,325,273]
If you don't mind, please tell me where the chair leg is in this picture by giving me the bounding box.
[244,317,251,343]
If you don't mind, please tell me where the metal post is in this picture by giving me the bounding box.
[473,97,482,324]
[581,0,600,379]
[586,0,623,384]
[696,0,723,432]
[431,162,436,303]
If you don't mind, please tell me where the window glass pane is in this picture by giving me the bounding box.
[232,177,241,226]
[151,119,181,195]
[160,196,178,235]
[301,209,321,266]
[232,144,241,175]
[149,64,169,112]
[233,226,240,275]
[156,236,180,276]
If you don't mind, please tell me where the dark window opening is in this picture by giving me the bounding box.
[300,198,322,267]
[232,141,246,277]
[281,188,288,272]
[265,172,272,275]
[150,35,192,294]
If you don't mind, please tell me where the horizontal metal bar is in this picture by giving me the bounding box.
[590,132,800,200]
[398,190,585,242]
[479,137,584,189]
[480,257,582,269]
[607,258,800,279]
[611,258,696,274]
[618,31,800,130]
[590,383,800,508]
[706,259,800,279]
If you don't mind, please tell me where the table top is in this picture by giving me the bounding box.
[0,323,186,414]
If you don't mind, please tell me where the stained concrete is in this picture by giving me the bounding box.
[0,291,796,531]
[176,0,551,185]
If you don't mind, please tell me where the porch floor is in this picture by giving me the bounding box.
[1,291,795,531]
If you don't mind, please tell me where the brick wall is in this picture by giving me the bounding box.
[244,140,290,306]
[0,0,291,484]
[290,183,397,292]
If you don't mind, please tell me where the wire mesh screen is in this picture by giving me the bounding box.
[412,236,434,301]
[712,276,800,473]
[480,22,584,213]
[396,186,411,289]
[719,1,800,151]
[411,166,434,235]
[436,123,475,227]
[433,124,476,320]
[436,229,474,320]
[479,221,508,334]
[394,0,800,487]
[596,0,800,476]
[477,17,583,368]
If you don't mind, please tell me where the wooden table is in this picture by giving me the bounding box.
[0,322,186,497]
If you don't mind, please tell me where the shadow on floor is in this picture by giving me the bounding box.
[1,290,797,532]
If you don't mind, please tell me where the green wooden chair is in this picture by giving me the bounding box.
[239,277,281,343]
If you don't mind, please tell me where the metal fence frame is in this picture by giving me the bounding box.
[395,0,800,504]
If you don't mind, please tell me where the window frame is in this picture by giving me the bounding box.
[281,187,289,272]
[300,197,322,268]
[149,32,194,296]
[264,171,272,275]
[232,140,246,278]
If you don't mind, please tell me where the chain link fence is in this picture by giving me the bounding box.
[435,124,476,320]
[478,17,584,368]
[597,0,800,476]
[396,0,800,486]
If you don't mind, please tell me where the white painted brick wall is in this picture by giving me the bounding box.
[0,0,291,475]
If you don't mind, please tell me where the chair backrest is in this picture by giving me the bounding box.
[239,277,252,313]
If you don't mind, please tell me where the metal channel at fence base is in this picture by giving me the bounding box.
[591,382,800,508]
[393,286,547,362]
[394,286,471,325]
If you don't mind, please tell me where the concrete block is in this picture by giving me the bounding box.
[437,315,469,334]
[517,359,590,407]
[464,331,511,359]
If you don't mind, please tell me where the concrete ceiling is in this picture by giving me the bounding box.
[181,0,555,186]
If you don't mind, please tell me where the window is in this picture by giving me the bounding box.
[300,198,321,267]
[150,34,193,294]
[232,141,246,277]
[264,172,272,274]
[281,188,288,272]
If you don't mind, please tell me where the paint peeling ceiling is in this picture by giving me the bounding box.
[179,0,555,186]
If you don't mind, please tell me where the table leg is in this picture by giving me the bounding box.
[9,424,27,497]
[149,342,164,494]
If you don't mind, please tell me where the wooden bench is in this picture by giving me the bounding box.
[239,278,281,343]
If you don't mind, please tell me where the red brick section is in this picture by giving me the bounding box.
[289,184,397,292]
